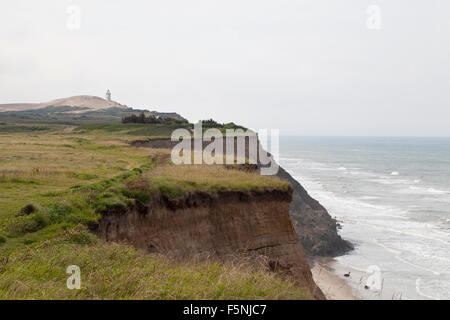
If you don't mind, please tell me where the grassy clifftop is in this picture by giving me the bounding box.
[1,229,310,299]
[0,122,308,299]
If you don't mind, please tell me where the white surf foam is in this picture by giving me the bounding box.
[402,186,450,195]
[415,278,440,300]
[280,145,450,301]
[373,240,441,276]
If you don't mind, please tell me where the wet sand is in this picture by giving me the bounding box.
[311,258,358,300]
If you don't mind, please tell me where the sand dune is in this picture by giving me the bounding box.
[0,95,128,112]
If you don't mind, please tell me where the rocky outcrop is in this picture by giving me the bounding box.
[275,166,353,256]
[96,189,324,299]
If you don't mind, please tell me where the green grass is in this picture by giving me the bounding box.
[0,162,306,299]
[143,165,291,198]
[0,227,310,300]
[0,121,308,300]
[0,129,158,219]
[0,106,151,126]
[0,125,51,132]
[75,123,191,138]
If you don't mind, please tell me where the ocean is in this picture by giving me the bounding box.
[279,136,450,300]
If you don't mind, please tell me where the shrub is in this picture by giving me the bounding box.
[122,113,161,124]
[200,119,221,128]
[17,204,37,216]
[132,168,143,175]
[6,212,50,237]
[42,203,73,223]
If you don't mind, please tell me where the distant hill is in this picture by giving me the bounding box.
[0,95,128,113]
[0,103,39,112]
[0,95,188,124]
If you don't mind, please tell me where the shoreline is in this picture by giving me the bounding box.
[311,257,359,300]
[312,257,405,300]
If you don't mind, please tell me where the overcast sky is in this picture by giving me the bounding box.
[1,0,449,136]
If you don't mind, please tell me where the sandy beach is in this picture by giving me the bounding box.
[311,258,358,300]
[312,257,403,300]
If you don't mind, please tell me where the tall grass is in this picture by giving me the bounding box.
[145,164,291,194]
[0,228,310,300]
[0,130,161,218]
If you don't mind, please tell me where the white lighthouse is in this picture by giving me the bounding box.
[106,89,111,101]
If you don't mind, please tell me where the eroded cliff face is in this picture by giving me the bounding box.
[97,189,324,299]
[131,138,352,257]
[275,166,353,257]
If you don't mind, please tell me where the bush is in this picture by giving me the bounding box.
[200,119,222,128]
[122,113,161,124]
[17,204,37,217]
[42,203,73,223]
[6,212,50,237]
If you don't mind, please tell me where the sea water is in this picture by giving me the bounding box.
[279,137,450,300]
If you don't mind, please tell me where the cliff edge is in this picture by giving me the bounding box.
[132,137,353,257]
[96,185,324,299]
[276,166,353,256]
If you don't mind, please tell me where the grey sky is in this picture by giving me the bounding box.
[1,0,449,136]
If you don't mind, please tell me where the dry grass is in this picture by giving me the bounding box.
[145,164,290,194]
[0,130,162,218]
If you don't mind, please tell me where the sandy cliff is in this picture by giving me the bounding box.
[96,189,324,299]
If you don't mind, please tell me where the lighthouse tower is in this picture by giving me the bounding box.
[106,90,111,101]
